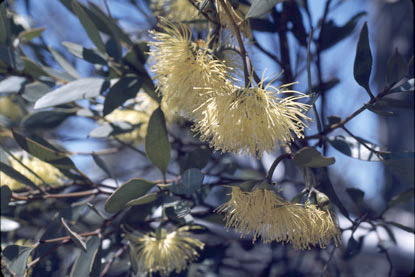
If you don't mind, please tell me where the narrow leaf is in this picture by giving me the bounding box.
[18,27,45,43]
[387,48,407,85]
[0,161,41,190]
[49,46,80,79]
[346,187,365,208]
[62,41,107,65]
[387,188,414,208]
[1,185,12,213]
[126,192,159,206]
[12,131,76,169]
[247,0,286,18]
[104,178,155,213]
[72,0,106,54]
[22,110,74,129]
[34,78,105,109]
[145,107,171,176]
[103,77,143,116]
[2,245,33,277]
[70,236,101,277]
[354,22,372,91]
[61,217,87,252]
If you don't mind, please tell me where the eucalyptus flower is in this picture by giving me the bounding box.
[0,153,64,190]
[149,18,229,118]
[194,74,311,157]
[126,226,204,275]
[217,186,341,249]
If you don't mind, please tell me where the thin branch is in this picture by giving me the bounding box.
[266,153,292,184]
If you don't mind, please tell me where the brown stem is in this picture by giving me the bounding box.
[266,153,292,184]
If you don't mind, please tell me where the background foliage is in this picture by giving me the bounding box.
[0,0,414,276]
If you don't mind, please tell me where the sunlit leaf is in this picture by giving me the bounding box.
[18,27,45,43]
[2,245,33,277]
[247,0,286,18]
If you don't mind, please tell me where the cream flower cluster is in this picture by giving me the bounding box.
[149,19,310,157]
[125,226,204,275]
[216,186,341,249]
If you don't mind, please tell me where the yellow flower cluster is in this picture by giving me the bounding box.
[216,186,341,249]
[149,19,310,157]
[151,0,202,23]
[125,226,205,275]
[149,19,229,118]
[0,153,64,190]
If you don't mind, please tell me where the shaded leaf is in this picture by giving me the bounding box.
[387,48,407,85]
[327,115,341,126]
[178,146,211,173]
[169,168,203,196]
[346,188,365,209]
[249,18,278,32]
[70,236,101,277]
[389,77,414,94]
[247,0,286,18]
[2,245,33,277]
[21,56,48,79]
[61,217,87,252]
[353,22,372,91]
[1,185,12,213]
[293,147,335,168]
[104,178,155,213]
[381,152,414,184]
[145,107,171,176]
[328,135,382,161]
[22,110,74,129]
[367,100,395,116]
[12,130,76,169]
[387,188,414,209]
[343,236,364,260]
[21,81,52,102]
[0,161,41,190]
[320,12,366,51]
[72,0,106,54]
[103,76,143,116]
[62,41,107,65]
[126,192,159,206]
[18,27,45,43]
[34,78,106,109]
[288,2,307,46]
[92,153,113,179]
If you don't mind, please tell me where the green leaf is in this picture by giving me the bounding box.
[34,78,106,109]
[21,56,48,79]
[145,107,171,176]
[292,147,335,168]
[343,236,364,260]
[381,152,414,184]
[327,115,341,126]
[367,100,395,116]
[1,185,12,213]
[21,81,52,102]
[49,47,80,79]
[12,130,76,169]
[61,217,87,252]
[387,188,414,209]
[178,146,211,173]
[346,188,365,209]
[389,77,414,94]
[169,168,203,196]
[320,12,366,51]
[70,236,101,277]
[18,27,45,43]
[0,161,41,190]
[247,0,286,18]
[2,245,33,277]
[0,76,26,93]
[72,0,106,54]
[387,48,407,85]
[103,77,143,116]
[62,41,107,65]
[104,178,155,213]
[22,110,74,129]
[249,18,278,32]
[328,135,383,161]
[123,43,148,75]
[354,22,372,91]
[0,2,11,45]
[126,192,159,206]
[92,153,114,180]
